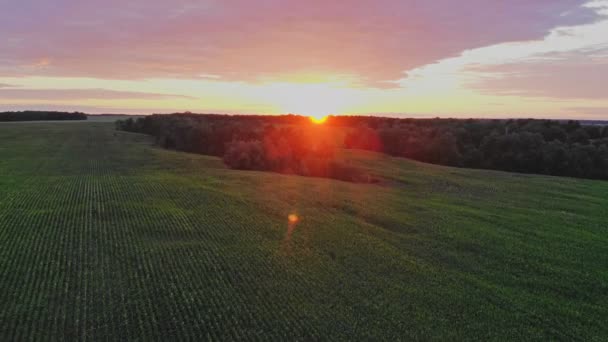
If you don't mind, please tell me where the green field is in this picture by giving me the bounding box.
[0,121,607,340]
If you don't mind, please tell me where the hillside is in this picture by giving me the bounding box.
[0,121,606,340]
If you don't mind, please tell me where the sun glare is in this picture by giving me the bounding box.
[310,114,328,124]
[258,76,363,119]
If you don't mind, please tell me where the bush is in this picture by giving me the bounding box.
[223,140,266,170]
[223,139,372,183]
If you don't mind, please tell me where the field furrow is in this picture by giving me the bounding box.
[0,122,607,340]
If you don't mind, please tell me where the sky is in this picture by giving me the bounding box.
[1,0,607,119]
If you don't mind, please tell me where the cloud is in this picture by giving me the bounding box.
[0,0,598,86]
[0,83,17,88]
[468,54,608,99]
[396,1,608,100]
[0,103,266,115]
[0,88,195,100]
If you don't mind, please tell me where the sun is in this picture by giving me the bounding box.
[309,114,328,124]
[263,79,353,124]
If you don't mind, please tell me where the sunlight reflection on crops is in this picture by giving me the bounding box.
[281,212,300,255]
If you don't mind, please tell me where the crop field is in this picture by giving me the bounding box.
[0,121,607,340]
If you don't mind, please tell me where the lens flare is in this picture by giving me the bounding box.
[288,214,299,223]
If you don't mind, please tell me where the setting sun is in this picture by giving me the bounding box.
[309,114,328,124]
[2,0,608,339]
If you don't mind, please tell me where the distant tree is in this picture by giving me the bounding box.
[115,114,608,181]
[541,141,569,175]
[223,140,266,170]
[584,125,602,140]
[570,128,590,144]
[0,111,87,121]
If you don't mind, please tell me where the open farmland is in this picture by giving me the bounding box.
[0,121,607,340]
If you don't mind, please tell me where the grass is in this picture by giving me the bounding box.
[0,121,606,340]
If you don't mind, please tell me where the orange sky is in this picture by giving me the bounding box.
[1,0,607,119]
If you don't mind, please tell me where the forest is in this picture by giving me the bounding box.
[116,114,370,182]
[0,111,87,121]
[116,114,608,180]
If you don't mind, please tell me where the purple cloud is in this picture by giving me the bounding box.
[0,0,598,86]
[0,88,195,100]
[469,52,608,100]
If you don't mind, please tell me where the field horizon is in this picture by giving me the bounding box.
[0,120,606,340]
[89,112,608,124]
[3,0,608,339]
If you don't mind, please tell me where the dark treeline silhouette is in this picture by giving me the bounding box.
[116,114,372,182]
[0,111,87,121]
[116,113,608,180]
[341,117,608,179]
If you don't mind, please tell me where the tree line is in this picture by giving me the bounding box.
[116,114,372,182]
[341,117,608,179]
[0,111,87,121]
[116,113,608,180]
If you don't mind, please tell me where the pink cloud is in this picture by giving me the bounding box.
[468,53,608,99]
[0,0,597,86]
[0,88,195,100]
